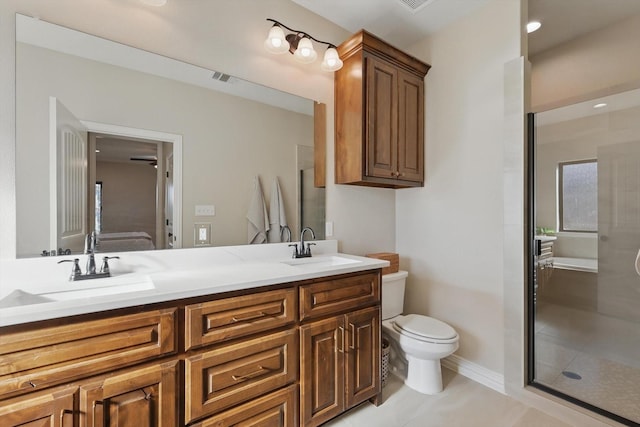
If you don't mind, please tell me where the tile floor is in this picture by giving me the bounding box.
[326,369,572,427]
[534,302,640,424]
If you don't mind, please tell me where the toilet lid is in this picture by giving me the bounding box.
[393,314,457,341]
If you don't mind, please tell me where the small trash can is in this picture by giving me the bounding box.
[381,338,390,387]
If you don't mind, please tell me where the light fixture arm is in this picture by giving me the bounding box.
[266,18,337,50]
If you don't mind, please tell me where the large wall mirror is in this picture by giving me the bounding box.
[15,14,325,258]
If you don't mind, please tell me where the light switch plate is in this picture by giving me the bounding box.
[194,223,211,246]
[325,221,334,237]
[195,205,215,216]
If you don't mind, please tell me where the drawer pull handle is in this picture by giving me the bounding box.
[338,326,345,353]
[28,380,37,388]
[60,409,73,427]
[231,365,270,382]
[349,323,356,350]
[140,388,152,400]
[231,311,267,323]
[92,401,105,427]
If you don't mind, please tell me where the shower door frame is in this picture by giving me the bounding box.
[525,112,640,427]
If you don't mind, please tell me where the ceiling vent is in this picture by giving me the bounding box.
[396,0,438,14]
[211,71,232,83]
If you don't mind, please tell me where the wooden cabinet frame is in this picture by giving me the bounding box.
[335,30,430,188]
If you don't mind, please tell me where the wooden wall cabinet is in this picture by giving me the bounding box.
[299,273,381,427]
[335,30,430,188]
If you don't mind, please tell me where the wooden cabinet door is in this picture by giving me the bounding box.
[300,316,344,427]
[0,386,77,427]
[365,53,398,180]
[80,360,178,427]
[397,69,424,183]
[345,306,381,408]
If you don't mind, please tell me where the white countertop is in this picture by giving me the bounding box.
[0,240,389,327]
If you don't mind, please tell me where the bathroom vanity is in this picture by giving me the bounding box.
[0,241,387,427]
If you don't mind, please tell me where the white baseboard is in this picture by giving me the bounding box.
[441,354,506,394]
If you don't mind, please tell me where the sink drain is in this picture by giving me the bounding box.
[562,371,582,380]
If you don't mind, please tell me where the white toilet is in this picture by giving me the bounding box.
[382,270,459,394]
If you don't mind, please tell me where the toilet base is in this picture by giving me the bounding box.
[404,355,443,395]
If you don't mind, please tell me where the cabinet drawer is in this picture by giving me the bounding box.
[300,272,380,321]
[191,384,298,427]
[185,329,297,424]
[0,384,77,426]
[0,308,176,399]
[185,287,296,350]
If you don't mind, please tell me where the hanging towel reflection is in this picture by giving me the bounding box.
[247,176,270,244]
[268,177,288,243]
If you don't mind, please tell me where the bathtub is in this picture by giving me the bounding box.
[538,257,598,310]
[552,257,598,273]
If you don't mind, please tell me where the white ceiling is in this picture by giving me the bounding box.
[291,0,490,48]
[292,0,640,55]
[528,0,640,55]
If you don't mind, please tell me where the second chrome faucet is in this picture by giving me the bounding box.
[289,227,316,258]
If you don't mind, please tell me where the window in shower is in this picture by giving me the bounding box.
[558,159,597,232]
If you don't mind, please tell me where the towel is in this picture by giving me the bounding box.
[246,176,270,244]
[268,177,288,243]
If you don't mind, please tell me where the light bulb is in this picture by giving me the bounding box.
[321,47,343,72]
[527,21,541,33]
[264,25,289,54]
[293,37,317,64]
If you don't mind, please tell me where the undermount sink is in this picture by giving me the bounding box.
[0,275,155,307]
[38,275,155,301]
[282,255,361,268]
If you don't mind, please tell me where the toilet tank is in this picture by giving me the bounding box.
[381,270,408,320]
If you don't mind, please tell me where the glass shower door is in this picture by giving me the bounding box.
[530,88,640,426]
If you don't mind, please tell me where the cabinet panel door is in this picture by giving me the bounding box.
[185,329,297,424]
[345,306,381,408]
[80,360,178,427]
[191,385,297,427]
[0,386,77,427]
[365,53,398,180]
[300,317,344,427]
[397,70,424,183]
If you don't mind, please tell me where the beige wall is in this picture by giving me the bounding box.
[97,161,157,243]
[0,0,400,260]
[531,13,640,111]
[399,0,521,375]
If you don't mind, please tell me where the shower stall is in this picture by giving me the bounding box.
[529,88,640,426]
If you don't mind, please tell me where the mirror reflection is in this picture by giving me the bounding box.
[16,14,324,258]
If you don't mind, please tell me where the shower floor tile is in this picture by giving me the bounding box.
[535,302,640,424]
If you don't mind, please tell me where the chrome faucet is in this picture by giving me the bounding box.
[84,231,97,274]
[280,225,292,243]
[289,227,316,258]
[58,232,120,281]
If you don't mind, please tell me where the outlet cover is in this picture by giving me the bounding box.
[195,205,215,216]
[194,223,211,246]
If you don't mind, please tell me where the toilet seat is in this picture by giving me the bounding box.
[392,314,458,344]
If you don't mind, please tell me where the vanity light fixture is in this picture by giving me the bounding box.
[264,19,343,71]
[527,21,542,33]
[593,103,608,109]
